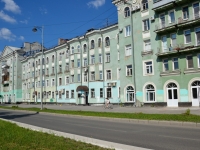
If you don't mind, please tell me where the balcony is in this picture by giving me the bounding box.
[184,68,200,74]
[141,49,153,57]
[155,21,177,34]
[3,81,9,85]
[160,69,181,77]
[50,72,55,76]
[177,12,200,27]
[64,67,70,73]
[152,0,175,12]
[156,44,200,57]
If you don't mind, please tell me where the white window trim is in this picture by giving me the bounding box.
[142,19,150,31]
[65,76,70,85]
[124,6,131,18]
[184,29,191,44]
[46,79,49,87]
[143,59,154,76]
[125,25,131,37]
[126,65,132,76]
[143,82,157,103]
[144,39,151,51]
[192,2,200,18]
[163,59,169,72]
[159,13,165,24]
[58,77,62,86]
[125,44,132,56]
[170,33,176,47]
[172,57,179,70]
[51,78,55,87]
[168,9,175,23]
[106,87,112,98]
[195,26,200,46]
[186,54,194,69]
[182,5,189,20]
[198,53,200,68]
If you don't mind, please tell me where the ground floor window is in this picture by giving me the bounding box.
[91,89,95,98]
[145,84,155,102]
[66,91,69,98]
[106,88,112,98]
[191,81,200,99]
[167,83,178,100]
[100,88,103,98]
[126,86,134,102]
[71,90,74,98]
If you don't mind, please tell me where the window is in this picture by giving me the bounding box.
[66,91,69,98]
[124,7,130,17]
[99,71,103,80]
[168,10,175,23]
[77,45,80,53]
[38,81,40,87]
[118,51,120,60]
[66,76,69,84]
[144,40,151,51]
[125,45,132,56]
[42,80,45,86]
[143,19,150,31]
[91,89,95,98]
[184,30,191,44]
[162,36,168,52]
[193,3,200,19]
[106,53,110,63]
[52,67,54,74]
[38,92,40,99]
[99,54,102,63]
[171,33,177,48]
[59,65,62,72]
[126,65,132,76]
[100,88,103,98]
[42,69,45,75]
[91,55,95,64]
[66,50,69,58]
[59,78,62,86]
[71,60,74,68]
[52,92,54,99]
[173,58,179,70]
[71,75,74,83]
[142,0,148,10]
[183,6,189,19]
[77,59,80,68]
[163,59,169,71]
[51,55,54,62]
[46,68,49,75]
[106,88,112,98]
[98,38,101,47]
[160,14,166,28]
[126,86,134,102]
[187,55,193,68]
[84,74,87,82]
[59,91,62,99]
[167,83,178,100]
[84,58,87,67]
[91,40,95,49]
[146,84,155,102]
[51,79,55,86]
[106,70,111,80]
[105,37,110,47]
[71,47,74,54]
[198,54,200,68]
[71,90,74,98]
[195,27,200,46]
[144,61,153,75]
[66,63,69,71]
[77,74,81,82]
[38,59,40,65]
[46,80,49,87]
[91,72,95,81]
[59,53,62,61]
[83,44,87,53]
[125,25,131,37]
[46,57,49,64]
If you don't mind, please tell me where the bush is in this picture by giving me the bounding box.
[184,109,190,115]
[12,105,18,108]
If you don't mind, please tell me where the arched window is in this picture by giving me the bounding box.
[46,57,49,64]
[167,83,178,100]
[36,61,38,66]
[66,50,69,58]
[83,44,87,53]
[142,0,149,10]
[145,84,155,102]
[77,45,80,53]
[105,37,110,47]
[191,81,200,99]
[38,59,40,65]
[98,38,101,47]
[126,86,134,102]
[52,55,54,62]
[71,46,74,54]
[91,40,95,49]
[42,58,45,65]
[124,7,130,18]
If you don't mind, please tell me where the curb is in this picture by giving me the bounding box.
[0,108,200,128]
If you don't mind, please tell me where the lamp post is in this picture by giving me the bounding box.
[32,26,44,110]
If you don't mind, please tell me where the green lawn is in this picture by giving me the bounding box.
[0,119,112,150]
[0,106,200,123]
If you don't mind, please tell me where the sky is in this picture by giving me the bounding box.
[0,0,118,52]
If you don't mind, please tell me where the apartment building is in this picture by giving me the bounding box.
[1,0,200,107]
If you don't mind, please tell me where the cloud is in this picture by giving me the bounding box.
[0,10,16,23]
[19,36,24,41]
[39,7,48,14]
[20,20,28,24]
[0,28,16,41]
[87,0,105,8]
[1,0,21,14]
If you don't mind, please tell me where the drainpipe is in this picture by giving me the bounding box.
[99,29,105,104]
[124,1,137,104]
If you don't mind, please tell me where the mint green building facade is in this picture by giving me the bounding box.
[1,0,200,107]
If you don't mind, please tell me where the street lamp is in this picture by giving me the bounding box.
[32,26,44,110]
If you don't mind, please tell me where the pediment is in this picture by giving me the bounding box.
[1,46,19,57]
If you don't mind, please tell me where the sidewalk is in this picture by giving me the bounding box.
[2,103,200,115]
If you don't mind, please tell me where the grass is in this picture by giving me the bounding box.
[0,119,112,150]
[0,106,200,123]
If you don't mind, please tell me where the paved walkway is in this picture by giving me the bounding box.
[1,103,200,115]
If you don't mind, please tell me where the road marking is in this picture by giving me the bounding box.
[159,135,200,141]
[64,122,128,133]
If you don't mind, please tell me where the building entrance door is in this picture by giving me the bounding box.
[191,81,200,106]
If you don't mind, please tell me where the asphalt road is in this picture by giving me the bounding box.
[0,109,200,150]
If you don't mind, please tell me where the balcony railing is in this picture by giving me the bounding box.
[177,12,200,26]
[155,21,176,32]
[141,49,153,56]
